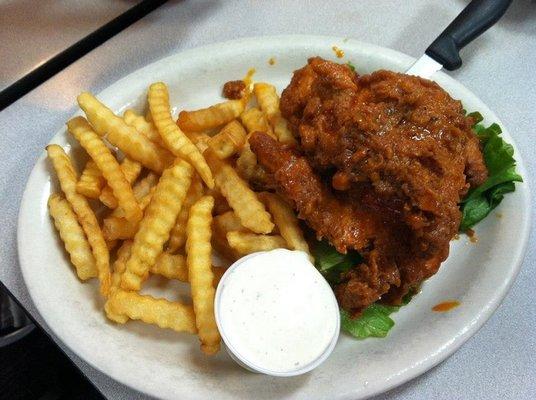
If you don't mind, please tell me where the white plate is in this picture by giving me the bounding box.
[18,35,531,399]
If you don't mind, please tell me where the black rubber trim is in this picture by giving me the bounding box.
[0,281,106,398]
[0,0,168,112]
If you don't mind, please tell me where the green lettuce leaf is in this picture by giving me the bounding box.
[459,119,522,231]
[340,304,398,339]
[312,241,410,339]
[340,291,414,339]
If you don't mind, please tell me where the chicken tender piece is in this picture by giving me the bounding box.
[251,57,488,315]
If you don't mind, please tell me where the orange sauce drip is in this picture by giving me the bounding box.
[268,57,276,65]
[432,301,460,312]
[466,228,478,243]
[243,68,256,86]
[332,46,345,58]
[242,68,256,103]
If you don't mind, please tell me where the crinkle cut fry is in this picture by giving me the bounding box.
[77,92,173,173]
[207,120,247,159]
[204,148,273,234]
[186,196,221,355]
[167,173,204,253]
[151,252,226,286]
[123,109,165,147]
[99,157,142,209]
[67,117,142,223]
[148,82,214,188]
[226,231,287,255]
[103,189,155,241]
[48,193,97,280]
[120,159,193,291]
[76,160,104,199]
[177,99,244,132]
[253,82,296,144]
[258,192,311,257]
[105,289,197,333]
[46,145,111,296]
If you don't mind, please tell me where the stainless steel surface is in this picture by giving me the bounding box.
[0,0,139,91]
[406,54,443,77]
[1,0,534,399]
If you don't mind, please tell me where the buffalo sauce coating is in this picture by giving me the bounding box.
[251,57,488,316]
[222,80,246,100]
[432,300,460,312]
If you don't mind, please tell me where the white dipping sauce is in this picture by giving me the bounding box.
[215,249,339,375]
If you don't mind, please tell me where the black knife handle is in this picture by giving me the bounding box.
[425,0,512,70]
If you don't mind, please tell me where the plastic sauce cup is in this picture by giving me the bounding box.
[215,249,340,377]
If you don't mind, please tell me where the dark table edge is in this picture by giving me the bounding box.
[0,0,169,112]
[0,280,107,397]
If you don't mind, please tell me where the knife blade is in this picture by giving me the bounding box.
[405,0,512,79]
[405,54,443,79]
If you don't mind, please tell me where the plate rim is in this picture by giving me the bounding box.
[17,34,532,400]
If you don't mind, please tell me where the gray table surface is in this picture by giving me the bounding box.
[1,0,535,399]
[0,0,139,91]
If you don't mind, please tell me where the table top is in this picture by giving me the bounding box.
[0,0,138,91]
[1,1,535,399]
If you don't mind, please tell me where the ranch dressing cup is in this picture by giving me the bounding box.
[215,249,340,376]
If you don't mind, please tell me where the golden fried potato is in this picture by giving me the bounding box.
[99,158,142,209]
[111,240,133,290]
[258,192,311,256]
[76,160,104,199]
[121,160,193,291]
[151,252,188,281]
[213,211,249,233]
[123,109,164,146]
[240,107,274,138]
[272,116,296,145]
[211,211,249,261]
[212,224,240,262]
[148,82,214,188]
[46,145,111,296]
[235,140,267,183]
[226,231,287,255]
[104,289,197,333]
[151,252,225,286]
[205,149,273,234]
[167,174,203,253]
[177,99,245,132]
[184,131,211,153]
[207,120,247,159]
[102,216,138,241]
[104,186,155,240]
[77,92,173,173]
[186,196,221,355]
[253,83,279,120]
[67,117,142,223]
[48,193,97,280]
[105,186,155,240]
[253,82,296,144]
[132,172,158,202]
